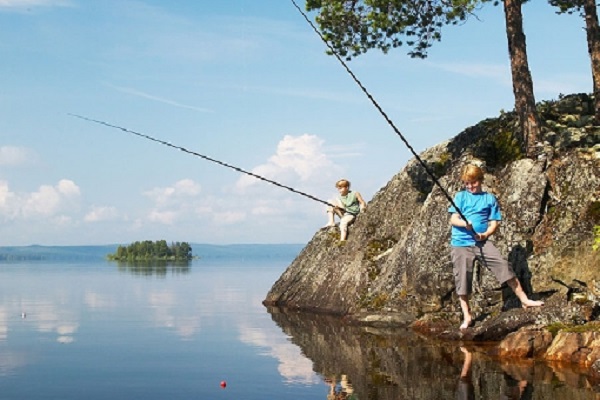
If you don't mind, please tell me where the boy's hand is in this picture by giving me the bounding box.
[464,221,474,231]
[474,232,488,241]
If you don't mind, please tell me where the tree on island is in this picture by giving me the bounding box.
[107,240,193,262]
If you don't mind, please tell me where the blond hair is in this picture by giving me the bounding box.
[335,179,350,188]
[461,165,484,182]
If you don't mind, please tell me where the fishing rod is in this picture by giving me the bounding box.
[289,0,469,223]
[69,113,341,210]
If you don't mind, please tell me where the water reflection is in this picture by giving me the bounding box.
[266,307,600,400]
[457,346,533,400]
[238,322,321,384]
[114,260,190,276]
[325,374,357,400]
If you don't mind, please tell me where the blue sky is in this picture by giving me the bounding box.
[0,0,591,246]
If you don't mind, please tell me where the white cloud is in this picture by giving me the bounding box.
[56,179,80,197]
[84,206,118,222]
[141,179,202,225]
[114,135,350,237]
[0,146,34,166]
[0,181,17,217]
[0,179,81,220]
[52,215,73,225]
[147,209,178,225]
[212,211,245,225]
[236,134,340,190]
[22,179,80,218]
[144,178,201,205]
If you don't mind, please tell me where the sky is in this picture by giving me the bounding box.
[0,0,592,246]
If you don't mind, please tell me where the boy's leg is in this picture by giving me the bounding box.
[477,241,515,283]
[506,277,544,308]
[478,242,543,308]
[324,198,341,227]
[451,247,475,329]
[458,295,472,330]
[338,214,355,241]
[325,207,335,227]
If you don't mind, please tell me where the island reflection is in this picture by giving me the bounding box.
[266,306,599,400]
[114,260,191,276]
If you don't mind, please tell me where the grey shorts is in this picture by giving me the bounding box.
[451,241,516,296]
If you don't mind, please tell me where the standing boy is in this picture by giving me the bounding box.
[324,179,367,242]
[449,165,543,330]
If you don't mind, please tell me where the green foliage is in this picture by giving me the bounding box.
[364,238,396,261]
[545,322,569,337]
[358,290,389,310]
[546,322,600,337]
[490,131,523,166]
[306,0,490,60]
[594,226,600,252]
[430,151,452,177]
[107,240,193,262]
[549,0,586,16]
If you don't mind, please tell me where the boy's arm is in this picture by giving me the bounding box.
[356,192,367,211]
[476,220,499,241]
[450,213,472,230]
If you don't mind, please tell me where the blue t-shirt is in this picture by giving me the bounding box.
[448,190,502,247]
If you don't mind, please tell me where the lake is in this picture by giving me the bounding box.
[0,252,598,399]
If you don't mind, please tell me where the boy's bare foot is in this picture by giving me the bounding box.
[521,299,544,308]
[459,318,473,330]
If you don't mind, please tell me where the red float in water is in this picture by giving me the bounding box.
[220,381,227,388]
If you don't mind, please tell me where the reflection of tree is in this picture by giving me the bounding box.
[265,307,598,400]
[115,260,190,276]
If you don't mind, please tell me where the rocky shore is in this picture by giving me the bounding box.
[264,93,600,373]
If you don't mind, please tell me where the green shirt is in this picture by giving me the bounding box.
[339,191,360,215]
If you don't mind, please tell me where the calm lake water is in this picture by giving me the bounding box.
[0,255,598,400]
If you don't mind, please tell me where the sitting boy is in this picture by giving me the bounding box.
[324,179,366,242]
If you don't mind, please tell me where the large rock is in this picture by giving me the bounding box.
[263,93,600,365]
[545,325,600,366]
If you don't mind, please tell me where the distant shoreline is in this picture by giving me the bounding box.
[0,243,304,262]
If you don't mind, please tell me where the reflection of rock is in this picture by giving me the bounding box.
[266,307,600,399]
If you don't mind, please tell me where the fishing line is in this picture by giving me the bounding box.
[68,113,339,210]
[289,0,468,222]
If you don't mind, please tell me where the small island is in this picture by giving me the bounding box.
[107,240,193,262]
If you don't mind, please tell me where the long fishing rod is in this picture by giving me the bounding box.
[289,0,469,223]
[69,114,340,210]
